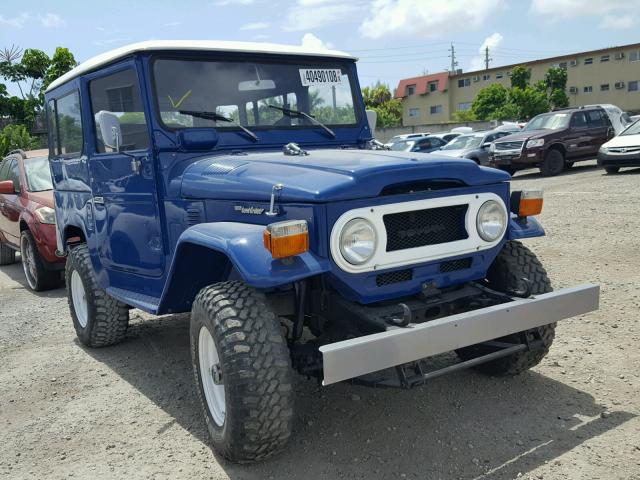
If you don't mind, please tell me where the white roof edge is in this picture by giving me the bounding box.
[46,40,357,92]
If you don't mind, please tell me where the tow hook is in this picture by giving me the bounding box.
[387,303,413,328]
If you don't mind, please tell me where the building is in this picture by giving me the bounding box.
[395,42,640,125]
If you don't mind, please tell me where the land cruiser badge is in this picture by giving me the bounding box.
[234,205,265,215]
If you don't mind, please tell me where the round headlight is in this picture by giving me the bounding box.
[340,218,376,265]
[476,200,507,242]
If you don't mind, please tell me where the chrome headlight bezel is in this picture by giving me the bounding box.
[476,200,507,242]
[339,218,377,265]
[526,138,545,149]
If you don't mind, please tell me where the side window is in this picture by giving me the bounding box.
[6,159,20,193]
[90,69,150,153]
[484,134,496,143]
[0,160,9,181]
[47,99,59,156]
[587,110,607,128]
[571,112,588,128]
[56,91,83,156]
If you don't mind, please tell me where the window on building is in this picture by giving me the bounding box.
[428,81,439,92]
[630,51,640,62]
[600,84,610,92]
[482,74,490,81]
[629,81,639,92]
[53,91,83,156]
[496,73,504,79]
[90,68,150,153]
[600,55,610,63]
[558,62,568,69]
[583,86,593,93]
[457,78,470,88]
[429,105,443,115]
[584,57,593,65]
[457,102,472,111]
[409,107,420,117]
[406,84,416,95]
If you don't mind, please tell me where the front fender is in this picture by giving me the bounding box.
[507,215,545,239]
[157,222,331,314]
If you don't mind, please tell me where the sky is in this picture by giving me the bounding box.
[1,0,639,94]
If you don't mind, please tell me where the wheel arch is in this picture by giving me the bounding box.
[546,143,566,156]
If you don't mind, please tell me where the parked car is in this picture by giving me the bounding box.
[384,132,430,148]
[0,150,64,290]
[583,104,632,134]
[46,40,598,463]
[598,119,640,174]
[388,135,448,152]
[489,106,615,176]
[430,131,463,143]
[437,127,520,165]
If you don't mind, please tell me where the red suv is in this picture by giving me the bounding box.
[0,150,65,290]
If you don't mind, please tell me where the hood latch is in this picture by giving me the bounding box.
[283,143,308,156]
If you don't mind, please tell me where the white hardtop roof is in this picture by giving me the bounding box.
[46,40,356,92]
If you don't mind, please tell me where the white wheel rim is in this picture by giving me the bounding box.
[20,235,37,289]
[198,326,226,427]
[71,270,89,328]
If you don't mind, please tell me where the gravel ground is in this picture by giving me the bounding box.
[1,160,639,480]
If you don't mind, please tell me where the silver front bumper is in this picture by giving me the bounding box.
[320,283,599,385]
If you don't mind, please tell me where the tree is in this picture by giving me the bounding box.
[42,47,77,91]
[362,83,402,128]
[508,86,550,120]
[510,66,531,90]
[452,110,478,122]
[543,67,569,110]
[471,83,510,120]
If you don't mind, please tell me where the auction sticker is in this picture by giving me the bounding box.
[299,68,343,86]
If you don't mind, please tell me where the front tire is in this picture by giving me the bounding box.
[20,230,60,291]
[605,166,620,174]
[456,241,556,375]
[0,242,16,265]
[540,149,565,176]
[65,244,129,347]
[191,281,294,463]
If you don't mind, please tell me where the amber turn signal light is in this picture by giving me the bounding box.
[511,189,543,217]
[263,220,309,259]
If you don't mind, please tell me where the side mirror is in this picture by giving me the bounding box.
[95,110,122,151]
[482,142,492,149]
[607,126,615,139]
[0,180,15,194]
[365,109,377,136]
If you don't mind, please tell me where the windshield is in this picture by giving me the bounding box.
[153,59,358,132]
[24,157,53,192]
[621,119,640,136]
[441,134,483,150]
[389,140,415,151]
[524,113,570,131]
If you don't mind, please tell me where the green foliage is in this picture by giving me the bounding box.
[510,66,531,90]
[543,67,569,109]
[362,83,401,128]
[452,109,478,122]
[0,124,39,157]
[508,86,550,120]
[42,47,76,91]
[472,83,510,120]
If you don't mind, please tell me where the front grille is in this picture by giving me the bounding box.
[495,141,524,151]
[376,269,413,286]
[383,205,468,252]
[440,257,472,273]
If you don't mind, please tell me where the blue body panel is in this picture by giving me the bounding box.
[45,49,545,315]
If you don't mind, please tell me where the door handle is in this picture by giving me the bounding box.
[130,155,147,175]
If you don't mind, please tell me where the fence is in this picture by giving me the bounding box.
[374,120,496,143]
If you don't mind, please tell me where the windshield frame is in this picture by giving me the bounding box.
[149,53,362,135]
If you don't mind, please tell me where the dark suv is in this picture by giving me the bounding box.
[489,107,614,176]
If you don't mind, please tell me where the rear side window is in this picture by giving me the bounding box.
[89,68,150,153]
[587,110,607,128]
[53,91,83,156]
[571,112,588,128]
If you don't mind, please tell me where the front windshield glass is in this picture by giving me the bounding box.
[621,119,640,136]
[24,157,53,192]
[389,140,414,151]
[153,59,358,131]
[441,134,483,150]
[524,113,570,131]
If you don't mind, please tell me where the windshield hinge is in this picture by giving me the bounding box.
[283,143,308,156]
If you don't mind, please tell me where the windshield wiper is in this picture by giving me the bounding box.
[267,105,336,138]
[178,110,258,142]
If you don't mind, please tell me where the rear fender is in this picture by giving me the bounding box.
[157,222,331,314]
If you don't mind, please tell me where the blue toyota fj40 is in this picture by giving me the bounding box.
[45,41,599,462]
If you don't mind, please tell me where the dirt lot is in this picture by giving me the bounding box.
[1,160,639,480]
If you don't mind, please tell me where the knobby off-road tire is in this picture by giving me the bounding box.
[65,244,129,347]
[191,281,294,463]
[20,230,60,291]
[456,241,556,375]
[0,242,16,265]
[540,149,565,176]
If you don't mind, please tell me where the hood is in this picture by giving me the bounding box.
[181,149,509,202]
[437,148,466,158]
[26,190,54,208]
[603,133,640,148]
[496,130,554,143]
